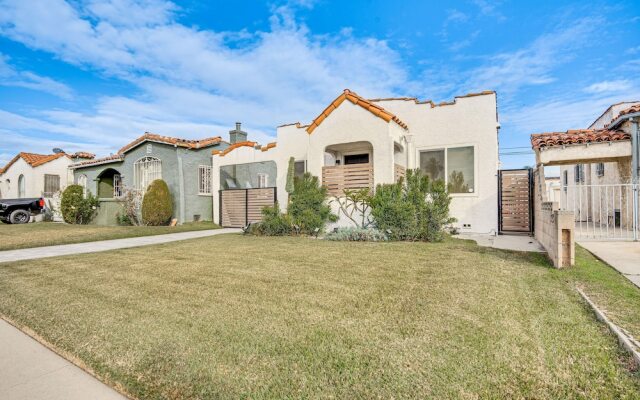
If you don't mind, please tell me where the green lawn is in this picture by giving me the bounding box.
[0,235,638,399]
[0,221,219,251]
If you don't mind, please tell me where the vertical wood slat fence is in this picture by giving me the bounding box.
[322,163,373,196]
[219,188,276,228]
[499,169,533,233]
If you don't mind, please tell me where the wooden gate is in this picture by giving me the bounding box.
[219,188,276,228]
[498,169,533,234]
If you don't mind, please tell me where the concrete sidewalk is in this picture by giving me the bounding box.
[0,228,240,263]
[0,319,126,400]
[578,241,640,289]
[456,233,545,252]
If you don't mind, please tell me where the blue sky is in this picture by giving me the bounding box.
[0,0,639,169]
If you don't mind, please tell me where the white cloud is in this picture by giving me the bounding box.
[584,80,632,94]
[0,54,74,99]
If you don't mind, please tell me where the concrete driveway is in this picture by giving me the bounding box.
[578,241,640,288]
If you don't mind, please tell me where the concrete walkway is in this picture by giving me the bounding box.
[578,241,640,289]
[456,233,545,252]
[0,228,240,263]
[0,319,126,400]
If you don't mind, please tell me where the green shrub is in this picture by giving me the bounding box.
[60,185,99,224]
[325,227,388,242]
[141,179,174,226]
[254,203,292,236]
[369,169,455,242]
[288,172,337,234]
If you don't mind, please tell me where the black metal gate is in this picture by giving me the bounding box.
[498,169,534,234]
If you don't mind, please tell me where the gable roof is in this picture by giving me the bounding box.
[306,89,409,134]
[118,132,224,154]
[0,152,67,174]
[531,129,630,150]
[212,141,277,157]
[70,154,125,169]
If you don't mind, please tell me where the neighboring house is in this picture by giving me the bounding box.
[212,89,500,234]
[0,151,94,199]
[531,103,640,238]
[70,132,229,225]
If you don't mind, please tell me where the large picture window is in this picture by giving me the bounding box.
[419,146,475,194]
[134,156,162,191]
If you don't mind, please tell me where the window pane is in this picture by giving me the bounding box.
[447,146,474,193]
[419,150,445,182]
[294,161,306,179]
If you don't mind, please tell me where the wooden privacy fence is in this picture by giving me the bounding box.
[322,163,373,196]
[499,169,533,233]
[219,188,276,228]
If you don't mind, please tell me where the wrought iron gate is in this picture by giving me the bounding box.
[219,188,276,228]
[559,183,639,241]
[498,169,534,234]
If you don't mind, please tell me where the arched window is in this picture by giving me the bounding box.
[18,174,25,198]
[134,156,162,191]
[77,174,88,197]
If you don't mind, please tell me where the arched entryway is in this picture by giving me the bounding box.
[97,168,122,198]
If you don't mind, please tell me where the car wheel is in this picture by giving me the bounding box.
[9,209,30,224]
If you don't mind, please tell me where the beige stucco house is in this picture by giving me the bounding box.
[0,151,94,199]
[212,89,500,234]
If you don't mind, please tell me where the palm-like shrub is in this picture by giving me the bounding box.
[141,179,174,226]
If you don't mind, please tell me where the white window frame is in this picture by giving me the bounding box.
[113,174,123,198]
[416,144,478,197]
[198,165,212,195]
[257,173,268,188]
[134,156,162,192]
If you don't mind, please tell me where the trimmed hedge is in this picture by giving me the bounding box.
[141,179,174,226]
[60,184,99,224]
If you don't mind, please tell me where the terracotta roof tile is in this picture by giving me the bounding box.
[0,152,68,174]
[306,89,409,134]
[118,133,223,154]
[70,154,124,168]
[618,104,640,118]
[70,151,95,159]
[212,141,277,157]
[530,129,630,150]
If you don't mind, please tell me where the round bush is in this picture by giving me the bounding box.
[141,179,174,226]
[60,184,98,224]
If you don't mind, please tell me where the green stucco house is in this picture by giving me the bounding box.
[70,126,246,225]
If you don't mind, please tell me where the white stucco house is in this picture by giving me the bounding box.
[0,151,94,199]
[211,89,500,234]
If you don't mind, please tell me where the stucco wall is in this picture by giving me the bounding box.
[0,156,73,199]
[73,141,224,224]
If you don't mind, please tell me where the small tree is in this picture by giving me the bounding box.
[287,172,337,234]
[285,157,295,195]
[141,179,174,226]
[60,184,99,224]
[116,187,143,225]
[331,188,374,229]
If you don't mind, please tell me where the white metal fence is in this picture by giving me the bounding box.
[559,184,639,240]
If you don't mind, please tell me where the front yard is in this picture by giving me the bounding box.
[0,221,219,251]
[0,235,638,398]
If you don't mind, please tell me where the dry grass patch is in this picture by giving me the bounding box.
[0,221,219,251]
[0,235,638,399]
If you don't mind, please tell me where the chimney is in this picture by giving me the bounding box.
[229,122,247,144]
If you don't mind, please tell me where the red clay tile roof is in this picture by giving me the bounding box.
[531,129,630,150]
[0,152,68,174]
[70,154,125,168]
[306,89,409,134]
[212,141,277,157]
[119,132,223,154]
[618,104,640,118]
[70,151,95,159]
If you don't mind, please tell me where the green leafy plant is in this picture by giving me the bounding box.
[60,184,99,224]
[331,188,373,228]
[288,172,337,234]
[141,179,174,226]
[255,203,292,236]
[325,227,388,242]
[116,187,143,226]
[285,157,295,195]
[369,169,455,242]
